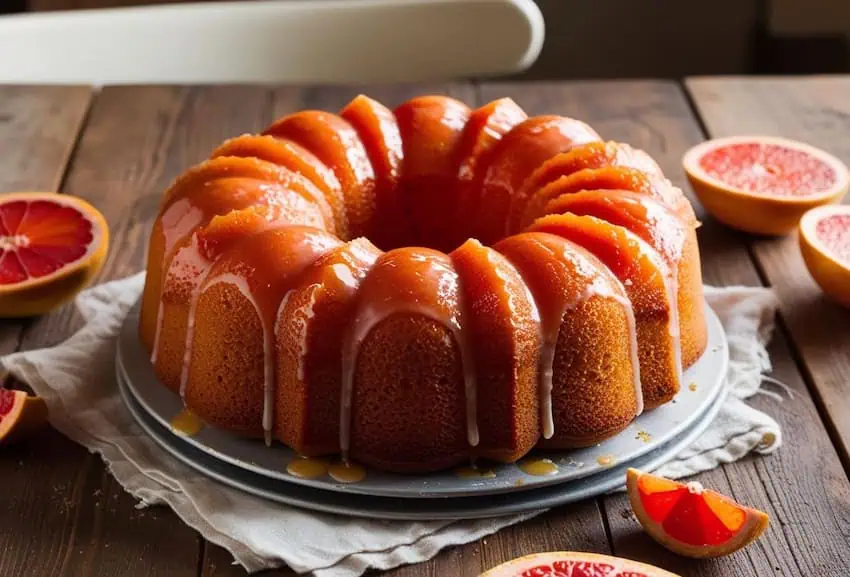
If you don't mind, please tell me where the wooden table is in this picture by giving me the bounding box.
[1,77,850,577]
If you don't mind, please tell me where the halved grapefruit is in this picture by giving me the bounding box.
[800,204,850,308]
[683,135,849,235]
[626,468,769,559]
[478,551,680,577]
[0,388,49,445]
[0,192,109,318]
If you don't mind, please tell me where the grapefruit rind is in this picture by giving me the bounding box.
[682,135,850,236]
[0,192,109,318]
[626,468,770,559]
[0,389,49,445]
[478,551,681,577]
[799,204,850,308]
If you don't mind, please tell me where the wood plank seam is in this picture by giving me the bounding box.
[747,243,850,478]
[595,498,618,554]
[681,79,850,480]
[3,86,210,577]
[13,93,95,342]
[680,80,827,576]
[2,86,95,388]
[196,535,206,577]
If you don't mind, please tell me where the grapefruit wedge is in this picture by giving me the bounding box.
[800,204,850,308]
[626,468,769,559]
[0,389,49,445]
[479,551,680,577]
[683,135,849,235]
[0,192,109,318]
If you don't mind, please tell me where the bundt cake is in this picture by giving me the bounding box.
[139,94,708,474]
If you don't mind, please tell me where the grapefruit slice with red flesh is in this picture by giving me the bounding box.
[478,551,680,577]
[0,389,49,445]
[683,135,849,235]
[626,468,769,559]
[0,192,109,318]
[800,204,850,308]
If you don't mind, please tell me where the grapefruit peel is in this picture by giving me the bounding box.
[0,192,109,318]
[682,135,849,236]
[0,388,49,446]
[626,468,769,559]
[799,204,850,308]
[478,551,680,577]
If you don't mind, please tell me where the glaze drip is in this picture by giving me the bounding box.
[203,273,276,444]
[275,284,319,382]
[535,239,642,433]
[172,235,215,394]
[339,249,478,461]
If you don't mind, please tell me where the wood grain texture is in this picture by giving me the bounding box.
[0,86,93,577]
[1,86,278,577]
[6,80,850,577]
[481,80,850,576]
[686,76,850,474]
[0,86,91,357]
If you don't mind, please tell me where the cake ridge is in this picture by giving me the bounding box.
[203,272,275,443]
[493,231,643,440]
[528,212,683,408]
[339,247,479,463]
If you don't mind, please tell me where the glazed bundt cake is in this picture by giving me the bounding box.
[139,94,708,474]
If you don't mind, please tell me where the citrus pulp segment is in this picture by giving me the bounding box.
[0,389,49,445]
[0,192,109,317]
[682,135,849,235]
[478,551,680,577]
[799,204,850,307]
[626,468,769,559]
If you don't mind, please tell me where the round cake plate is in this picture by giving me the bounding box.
[119,373,728,520]
[117,300,728,499]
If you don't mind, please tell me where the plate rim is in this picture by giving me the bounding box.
[117,298,729,499]
[119,373,729,520]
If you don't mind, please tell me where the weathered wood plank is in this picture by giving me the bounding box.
[686,76,850,474]
[481,79,850,576]
[2,86,282,577]
[0,85,91,357]
[201,83,612,577]
[0,85,94,577]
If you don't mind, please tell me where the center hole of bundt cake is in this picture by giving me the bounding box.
[365,193,507,254]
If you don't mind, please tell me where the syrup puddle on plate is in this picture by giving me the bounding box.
[596,454,617,467]
[287,456,329,479]
[171,409,203,437]
[518,457,559,476]
[328,461,367,484]
[635,430,653,443]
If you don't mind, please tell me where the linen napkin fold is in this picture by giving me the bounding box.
[0,273,783,576]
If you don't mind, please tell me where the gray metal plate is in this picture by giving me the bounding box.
[119,373,728,520]
[117,299,728,499]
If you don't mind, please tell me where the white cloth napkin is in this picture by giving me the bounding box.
[0,273,784,576]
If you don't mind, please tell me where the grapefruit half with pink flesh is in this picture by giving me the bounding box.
[0,389,48,445]
[682,135,849,235]
[800,204,850,308]
[0,192,109,317]
[478,551,680,577]
[626,468,769,559]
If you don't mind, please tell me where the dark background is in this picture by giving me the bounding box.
[3,0,849,77]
